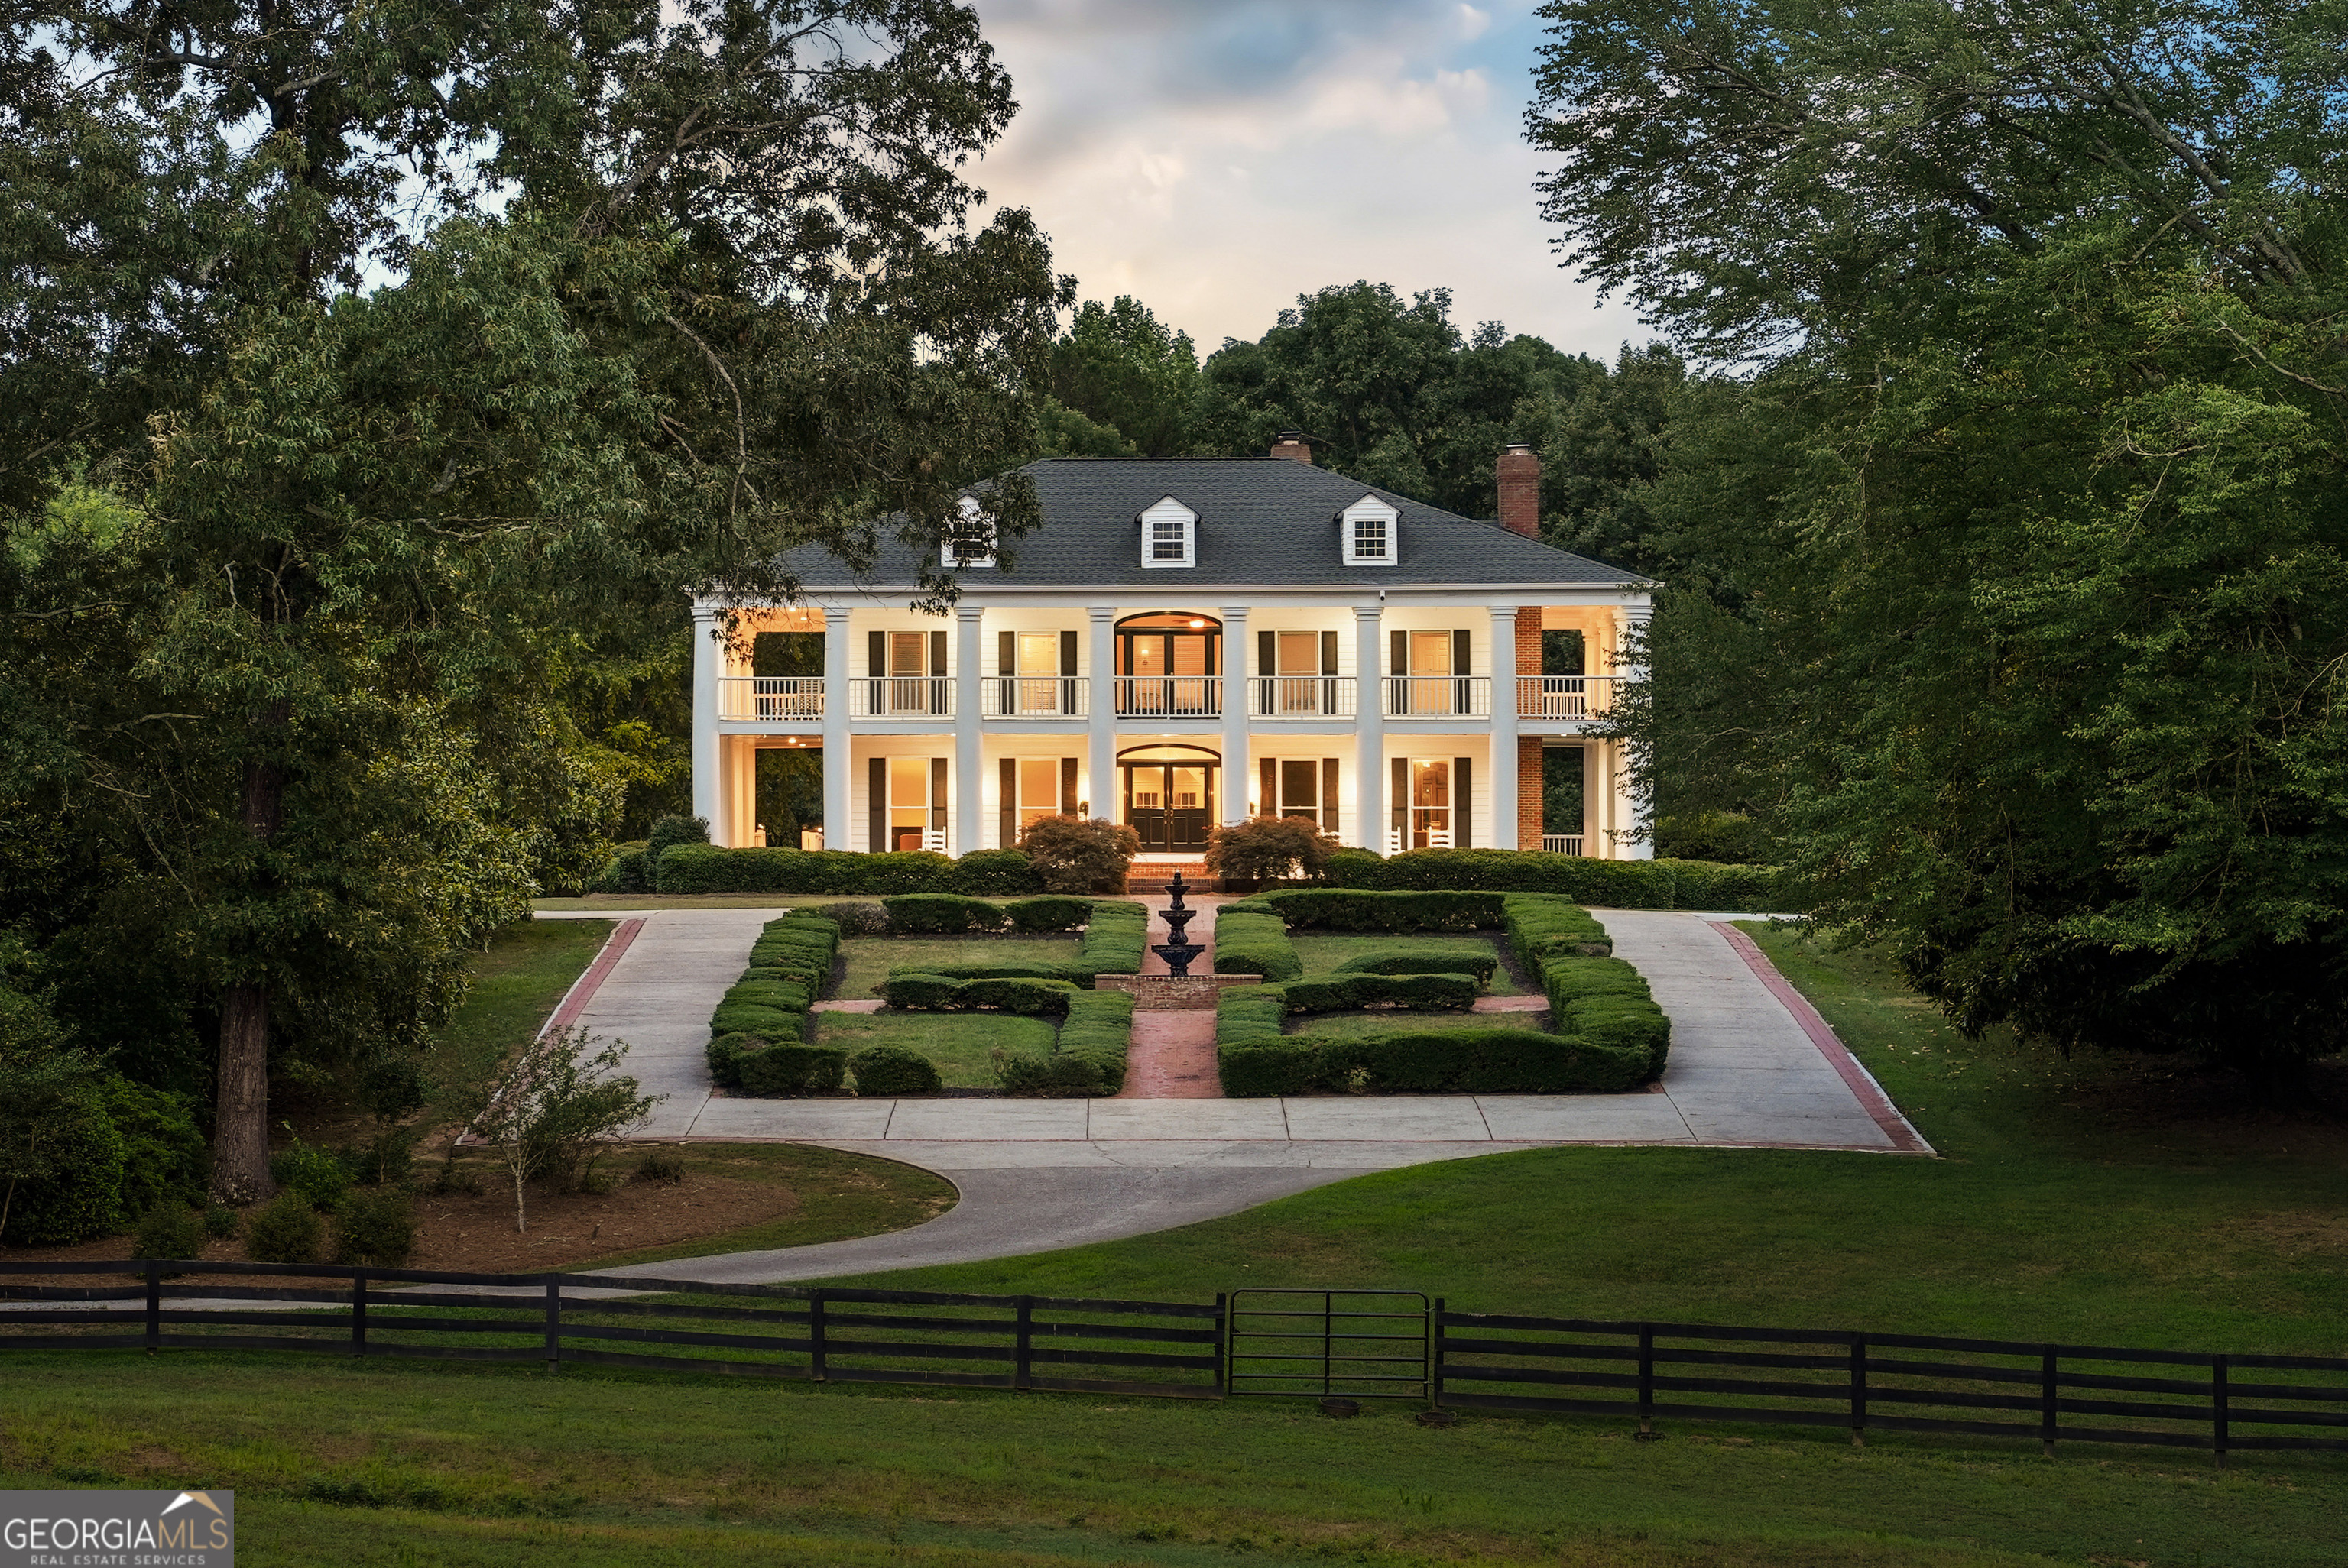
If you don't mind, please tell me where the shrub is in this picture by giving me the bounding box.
[245,1192,323,1264]
[1217,1042,1323,1097]
[883,893,1009,934]
[851,1045,942,1097]
[471,1027,661,1231]
[940,847,1046,896]
[632,1150,686,1184]
[1218,1030,1650,1097]
[877,971,961,1010]
[133,1202,206,1262]
[1254,888,1505,931]
[997,1054,1112,1095]
[0,1087,124,1246]
[994,990,1133,1097]
[1075,901,1148,976]
[657,844,957,896]
[593,845,651,893]
[1057,990,1135,1065]
[1321,848,1788,912]
[1332,949,1499,985]
[815,899,890,935]
[269,1142,352,1211]
[1539,955,1650,1006]
[102,1078,209,1217]
[738,1042,851,1097]
[332,1188,417,1268]
[1005,896,1095,933]
[1208,910,1302,980]
[705,1031,767,1089]
[203,1204,239,1239]
[646,815,711,865]
[1503,897,1617,965]
[710,1002,802,1040]
[1205,816,1341,883]
[1215,989,1288,1048]
[878,973,1077,1015]
[1562,996,1673,1080]
[1017,815,1138,893]
[1276,972,1480,1013]
[1655,812,1772,865]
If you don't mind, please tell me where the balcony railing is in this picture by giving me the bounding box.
[984,676,1088,718]
[1383,675,1491,718]
[1249,675,1356,718]
[1541,834,1585,856]
[718,676,824,722]
[852,676,955,718]
[1517,675,1618,721]
[1114,676,1221,718]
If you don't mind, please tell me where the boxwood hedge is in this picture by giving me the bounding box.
[877,973,1079,1016]
[995,990,1135,1097]
[705,912,842,1097]
[1331,949,1499,985]
[656,844,1045,897]
[1208,909,1302,980]
[1322,847,1786,911]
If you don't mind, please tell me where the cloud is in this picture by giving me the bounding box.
[965,2,1653,358]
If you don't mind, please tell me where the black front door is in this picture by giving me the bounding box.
[1125,762,1215,853]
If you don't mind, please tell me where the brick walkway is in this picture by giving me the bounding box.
[1117,892,1230,1099]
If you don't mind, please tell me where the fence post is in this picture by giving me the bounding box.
[1431,1297,1445,1411]
[144,1264,161,1356]
[1636,1326,1656,1440]
[1213,1292,1228,1398]
[352,1272,367,1359]
[809,1289,828,1382]
[543,1279,561,1372]
[1014,1297,1033,1391]
[2040,1348,2058,1457]
[2213,1355,2228,1472]
[1849,1335,1867,1448]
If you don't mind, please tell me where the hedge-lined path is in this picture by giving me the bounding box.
[1117,891,1230,1097]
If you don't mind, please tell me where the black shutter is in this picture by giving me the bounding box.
[930,757,949,837]
[1455,756,1473,848]
[1322,758,1340,834]
[1061,630,1079,716]
[1390,629,1408,673]
[868,756,886,853]
[1258,629,1275,714]
[1000,757,1017,848]
[1260,757,1276,818]
[929,630,948,714]
[1320,630,1338,673]
[1392,756,1408,850]
[1321,630,1339,715]
[999,630,1016,716]
[1060,756,1078,815]
[868,630,886,675]
[1454,629,1472,713]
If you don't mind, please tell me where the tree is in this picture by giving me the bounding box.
[1,2,1069,1199]
[0,962,104,1243]
[1049,297,1201,456]
[1532,0,2348,1071]
[471,1027,660,1233]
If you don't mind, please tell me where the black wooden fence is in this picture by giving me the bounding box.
[6,1262,2347,1466]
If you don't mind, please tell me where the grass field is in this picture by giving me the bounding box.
[833,935,1084,999]
[11,920,2345,1565]
[1286,931,1523,993]
[812,1007,1059,1089]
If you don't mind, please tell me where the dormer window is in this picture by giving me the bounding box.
[943,495,996,568]
[1341,494,1399,567]
[1138,495,1197,569]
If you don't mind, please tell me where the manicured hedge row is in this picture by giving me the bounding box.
[1333,949,1499,985]
[656,844,1044,896]
[704,912,842,1094]
[1218,1029,1652,1097]
[1215,988,1288,1048]
[996,990,1135,1097]
[877,973,1080,1016]
[1208,909,1302,980]
[882,899,1148,988]
[1321,848,1786,911]
[1243,888,1505,931]
[1503,897,1617,965]
[1276,971,1480,1013]
[1075,900,1148,976]
[879,893,1101,935]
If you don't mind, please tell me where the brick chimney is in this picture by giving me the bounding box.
[1498,443,1540,536]
[1270,430,1312,463]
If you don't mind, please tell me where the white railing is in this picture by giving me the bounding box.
[1517,675,1618,720]
[718,677,824,722]
[1114,676,1221,718]
[851,676,955,718]
[1250,676,1356,717]
[984,676,1088,718]
[1542,834,1585,856]
[1383,676,1490,718]
[1388,827,1455,853]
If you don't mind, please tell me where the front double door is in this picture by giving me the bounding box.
[1124,760,1216,853]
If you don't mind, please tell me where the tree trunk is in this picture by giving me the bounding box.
[211,747,286,1205]
[210,981,274,1203]
[511,1161,528,1233]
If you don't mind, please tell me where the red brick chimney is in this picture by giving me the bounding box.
[1498,443,1540,536]
[1270,430,1312,463]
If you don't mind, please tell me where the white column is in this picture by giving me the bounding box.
[820,603,849,852]
[690,601,722,834]
[1583,743,1606,859]
[1220,604,1250,826]
[1617,600,1654,860]
[1354,603,1384,851]
[1489,606,1522,850]
[955,604,984,854]
[1087,606,1117,821]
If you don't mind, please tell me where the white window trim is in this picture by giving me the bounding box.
[942,495,997,569]
[1340,494,1399,567]
[1138,494,1197,569]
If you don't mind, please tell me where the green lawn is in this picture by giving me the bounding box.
[443,918,617,1055]
[833,935,1083,999]
[1290,1009,1547,1038]
[1287,931,1523,994]
[812,1008,1056,1090]
[2,1349,2340,1568]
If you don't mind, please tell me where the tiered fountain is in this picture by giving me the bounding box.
[1149,870,1206,977]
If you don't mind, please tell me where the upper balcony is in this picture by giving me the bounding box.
[1516,675,1620,722]
[718,677,824,723]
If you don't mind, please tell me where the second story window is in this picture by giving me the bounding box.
[1151,517,1188,561]
[942,495,996,568]
[1351,513,1387,559]
[1340,494,1399,567]
[1137,495,1197,569]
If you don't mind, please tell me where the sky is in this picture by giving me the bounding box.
[964,0,1656,362]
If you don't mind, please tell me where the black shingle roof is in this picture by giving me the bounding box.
[777,458,1652,590]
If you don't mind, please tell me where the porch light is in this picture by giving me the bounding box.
[1188,619,1205,628]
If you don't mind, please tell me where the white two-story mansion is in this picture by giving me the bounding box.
[688,436,1654,866]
